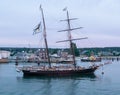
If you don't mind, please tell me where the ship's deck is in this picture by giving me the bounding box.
[17,65,97,72]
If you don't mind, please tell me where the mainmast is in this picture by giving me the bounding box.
[57,8,87,68]
[40,5,51,68]
[66,10,76,68]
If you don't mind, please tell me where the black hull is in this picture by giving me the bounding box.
[22,66,98,77]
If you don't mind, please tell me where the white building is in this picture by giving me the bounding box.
[0,50,11,59]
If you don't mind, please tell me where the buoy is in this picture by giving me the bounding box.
[15,63,18,66]
[102,72,104,74]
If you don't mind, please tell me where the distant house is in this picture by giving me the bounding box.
[61,51,68,58]
[99,51,113,56]
[0,50,10,59]
[35,49,47,59]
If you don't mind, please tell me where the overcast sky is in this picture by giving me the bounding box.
[0,0,120,48]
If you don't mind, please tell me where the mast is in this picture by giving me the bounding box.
[66,10,76,68]
[57,8,87,68]
[40,5,51,68]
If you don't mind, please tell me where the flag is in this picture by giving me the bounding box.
[33,22,41,35]
[63,7,67,11]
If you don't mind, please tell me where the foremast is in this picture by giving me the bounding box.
[40,5,51,68]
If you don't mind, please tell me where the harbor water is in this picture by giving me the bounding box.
[0,60,120,95]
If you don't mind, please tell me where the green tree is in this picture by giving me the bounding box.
[72,42,80,56]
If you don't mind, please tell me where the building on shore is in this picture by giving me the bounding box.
[0,50,11,63]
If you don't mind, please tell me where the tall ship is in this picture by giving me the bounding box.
[18,6,99,76]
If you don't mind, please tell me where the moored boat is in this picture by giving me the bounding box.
[81,56,101,62]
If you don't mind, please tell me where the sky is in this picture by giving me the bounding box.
[0,0,120,48]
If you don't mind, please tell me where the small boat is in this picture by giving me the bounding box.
[81,56,101,62]
[18,5,99,76]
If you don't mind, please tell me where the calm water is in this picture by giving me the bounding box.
[0,60,120,95]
